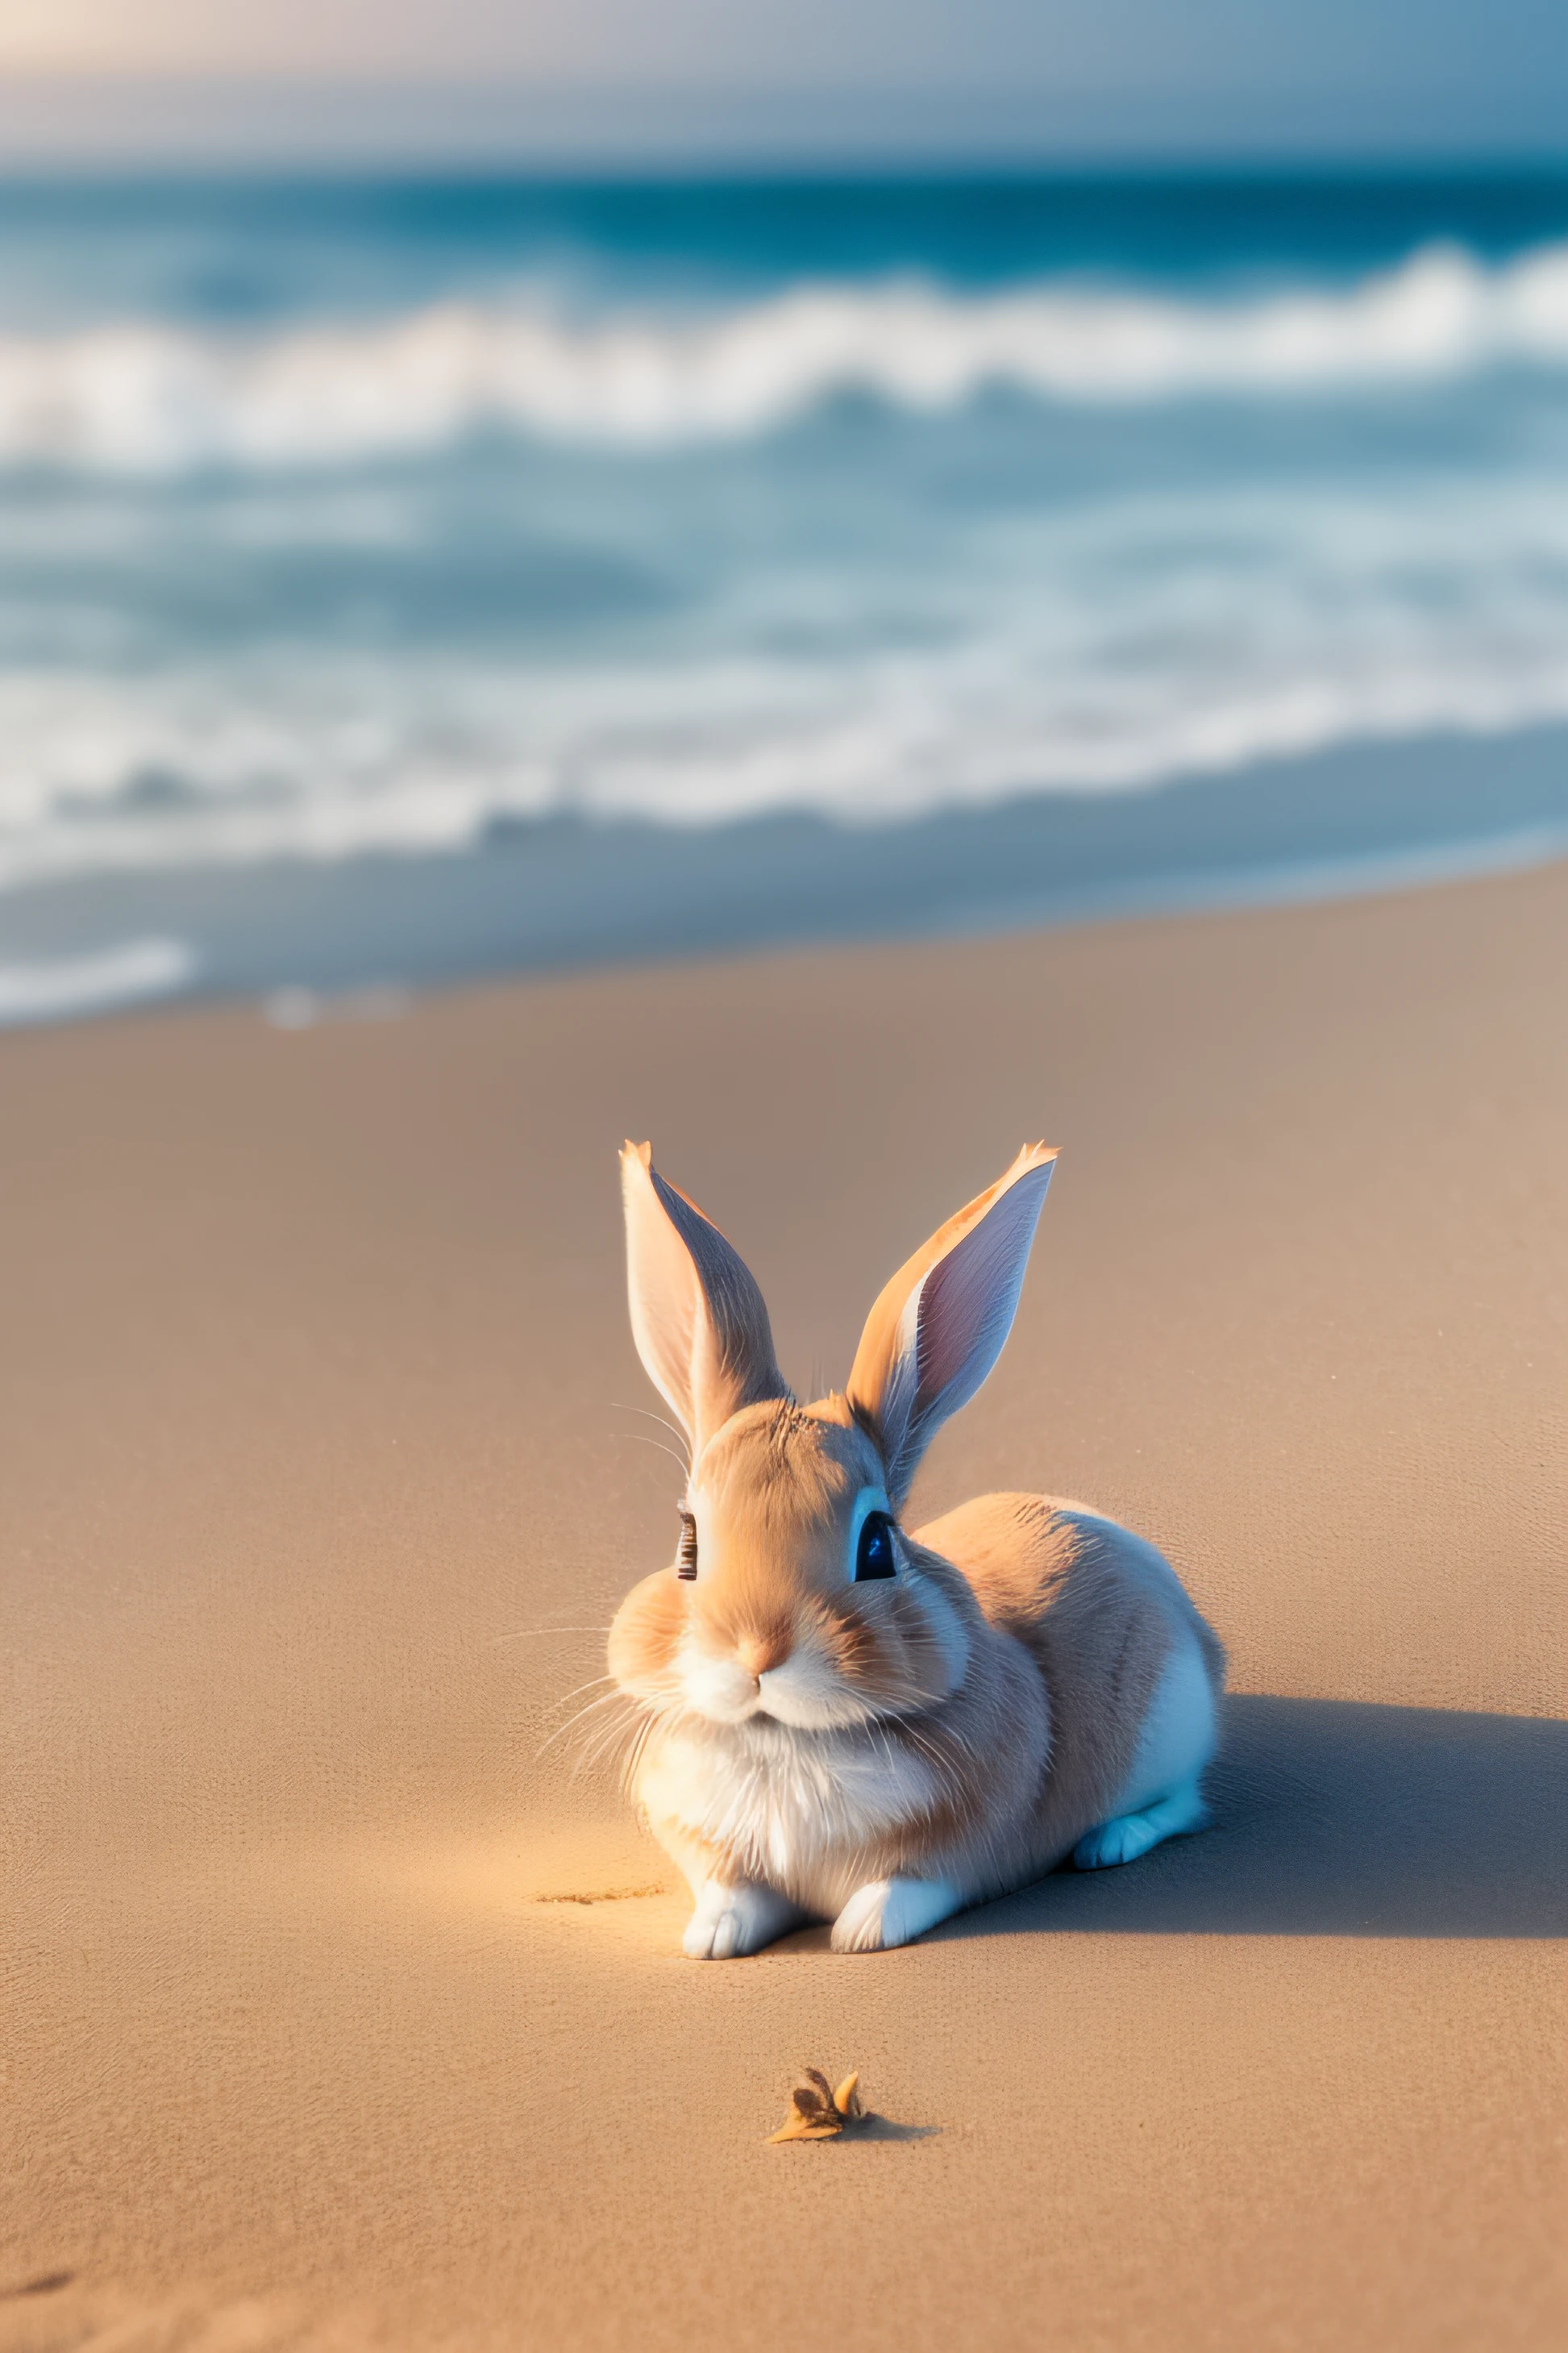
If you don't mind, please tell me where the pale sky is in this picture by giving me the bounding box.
[2,2,1565,161]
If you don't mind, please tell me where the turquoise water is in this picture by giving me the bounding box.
[2,173,1567,1014]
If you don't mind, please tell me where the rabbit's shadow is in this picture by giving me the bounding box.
[780,1696,1567,1951]
[942,1694,1568,1943]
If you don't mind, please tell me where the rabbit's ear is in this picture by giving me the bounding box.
[846,1143,1058,1505]
[621,1142,787,1454]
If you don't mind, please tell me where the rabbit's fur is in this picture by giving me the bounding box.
[608,1139,1224,1956]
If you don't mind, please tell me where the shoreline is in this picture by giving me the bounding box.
[3,720,1568,1025]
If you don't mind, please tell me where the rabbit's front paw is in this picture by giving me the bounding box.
[830,1876,963,1954]
[682,1880,801,1960]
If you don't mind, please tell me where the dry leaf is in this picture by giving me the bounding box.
[832,2072,863,2118]
[767,2067,867,2143]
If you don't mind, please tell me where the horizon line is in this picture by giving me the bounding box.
[2,69,1566,175]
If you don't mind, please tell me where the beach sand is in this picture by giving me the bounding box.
[5,861,1566,2351]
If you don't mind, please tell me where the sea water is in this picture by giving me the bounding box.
[2,173,1567,1017]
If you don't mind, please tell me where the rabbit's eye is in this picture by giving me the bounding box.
[676,1511,699,1580]
[855,1512,897,1581]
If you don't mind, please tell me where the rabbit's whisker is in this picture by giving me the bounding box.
[620,1431,691,1475]
[537,1688,633,1760]
[544,1672,620,1713]
[487,1625,612,1646]
[610,1402,691,1468]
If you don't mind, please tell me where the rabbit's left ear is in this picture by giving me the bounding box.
[621,1142,787,1455]
[846,1143,1058,1506]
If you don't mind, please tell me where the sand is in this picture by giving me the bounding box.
[4,860,1566,2351]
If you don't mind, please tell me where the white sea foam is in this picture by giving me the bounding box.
[3,241,1567,891]
[4,473,1568,886]
[0,936,195,1023]
[4,241,1568,470]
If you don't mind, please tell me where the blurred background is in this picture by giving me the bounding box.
[2,2,1566,1022]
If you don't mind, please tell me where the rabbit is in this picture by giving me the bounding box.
[607,1139,1225,1958]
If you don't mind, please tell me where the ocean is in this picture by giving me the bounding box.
[3,171,1568,1022]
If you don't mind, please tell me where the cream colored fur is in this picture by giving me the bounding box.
[607,1141,1225,1956]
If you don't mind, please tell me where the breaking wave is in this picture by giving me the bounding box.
[4,240,1568,471]
[0,937,195,1024]
[6,610,1568,889]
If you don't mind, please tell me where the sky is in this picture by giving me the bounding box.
[2,2,1566,165]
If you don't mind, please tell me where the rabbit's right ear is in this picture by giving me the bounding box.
[620,1142,787,1455]
[847,1143,1058,1506]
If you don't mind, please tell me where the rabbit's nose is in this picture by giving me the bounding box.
[735,1629,792,1678]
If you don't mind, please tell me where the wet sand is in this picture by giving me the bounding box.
[5,860,1566,2351]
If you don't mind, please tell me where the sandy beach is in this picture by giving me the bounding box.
[5,860,1566,2351]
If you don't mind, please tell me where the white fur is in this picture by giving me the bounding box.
[1072,1632,1216,1871]
[684,1878,805,1960]
[678,1642,766,1724]
[640,1716,938,1910]
[830,1875,965,1954]
[676,1630,880,1730]
[757,1648,880,1731]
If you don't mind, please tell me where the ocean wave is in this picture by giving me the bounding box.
[4,241,1568,470]
[5,639,1568,890]
[0,936,195,1023]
